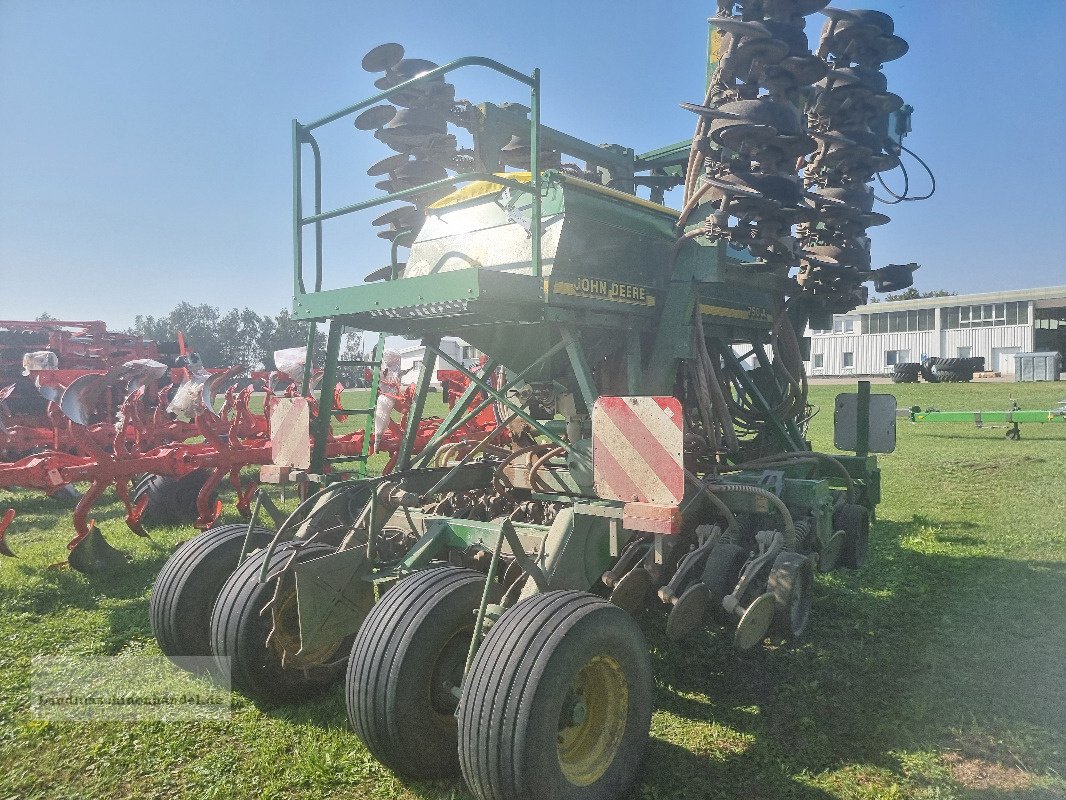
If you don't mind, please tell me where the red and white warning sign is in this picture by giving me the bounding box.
[592,396,684,506]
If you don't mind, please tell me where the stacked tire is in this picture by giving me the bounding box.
[891,362,921,383]
[923,357,975,383]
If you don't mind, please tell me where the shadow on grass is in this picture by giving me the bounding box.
[639,513,1066,795]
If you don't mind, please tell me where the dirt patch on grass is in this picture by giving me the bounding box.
[940,455,1047,474]
[941,751,1034,791]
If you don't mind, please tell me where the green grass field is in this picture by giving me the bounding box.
[1,382,1064,799]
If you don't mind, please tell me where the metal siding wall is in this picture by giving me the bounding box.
[942,325,1031,356]
[805,327,1032,376]
[805,300,1038,376]
[806,332,936,375]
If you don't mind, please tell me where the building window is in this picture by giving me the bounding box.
[861,308,934,334]
[833,317,855,334]
[885,349,909,366]
[957,346,972,358]
[813,354,824,369]
[942,301,1028,329]
[842,352,854,368]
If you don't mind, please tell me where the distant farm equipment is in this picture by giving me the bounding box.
[0,320,500,570]
[910,399,1066,439]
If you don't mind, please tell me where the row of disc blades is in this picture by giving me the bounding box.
[686,3,909,310]
[354,42,566,254]
[355,42,457,247]
[799,7,909,302]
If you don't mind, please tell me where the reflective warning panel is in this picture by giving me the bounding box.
[270,397,311,470]
[592,396,684,505]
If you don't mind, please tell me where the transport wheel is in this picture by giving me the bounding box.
[834,504,870,569]
[458,591,653,800]
[210,541,351,704]
[701,542,749,624]
[134,470,217,527]
[151,523,273,666]
[767,552,814,639]
[347,566,499,778]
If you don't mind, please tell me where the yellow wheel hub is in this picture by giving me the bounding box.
[557,654,628,787]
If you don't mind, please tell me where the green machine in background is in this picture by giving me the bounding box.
[152,6,923,800]
[912,400,1066,439]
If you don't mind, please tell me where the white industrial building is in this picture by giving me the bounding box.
[805,285,1066,377]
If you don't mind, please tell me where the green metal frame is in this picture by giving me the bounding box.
[293,57,545,312]
[276,40,888,652]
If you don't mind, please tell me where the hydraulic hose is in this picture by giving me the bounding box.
[698,480,796,551]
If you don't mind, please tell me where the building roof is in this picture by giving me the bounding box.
[850,285,1066,315]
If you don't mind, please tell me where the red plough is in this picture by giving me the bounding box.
[0,359,502,571]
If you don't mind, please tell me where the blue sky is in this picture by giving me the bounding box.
[2,1,1064,330]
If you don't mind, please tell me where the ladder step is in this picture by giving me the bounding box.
[337,360,380,367]
[332,408,373,415]
[327,455,368,462]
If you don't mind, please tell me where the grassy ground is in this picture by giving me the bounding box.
[1,383,1064,799]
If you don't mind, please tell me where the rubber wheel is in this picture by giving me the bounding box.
[892,363,920,384]
[458,591,653,800]
[210,541,349,704]
[134,470,217,527]
[834,504,870,570]
[767,552,814,639]
[701,542,750,625]
[931,368,971,383]
[347,566,500,778]
[936,357,966,370]
[151,523,273,667]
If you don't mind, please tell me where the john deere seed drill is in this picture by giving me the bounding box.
[153,5,925,799]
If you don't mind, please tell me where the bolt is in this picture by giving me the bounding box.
[571,700,587,726]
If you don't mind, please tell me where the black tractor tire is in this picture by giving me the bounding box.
[348,566,500,779]
[931,368,972,383]
[891,363,921,383]
[935,357,967,370]
[210,541,348,705]
[134,470,217,527]
[701,542,750,625]
[151,523,273,667]
[834,504,870,570]
[458,591,653,800]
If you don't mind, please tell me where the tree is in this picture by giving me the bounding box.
[129,303,367,377]
[884,288,957,302]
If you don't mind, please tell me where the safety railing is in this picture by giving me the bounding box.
[292,56,544,303]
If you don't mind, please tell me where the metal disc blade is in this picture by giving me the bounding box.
[734,592,776,651]
[667,583,711,641]
[354,105,397,131]
[367,154,411,176]
[361,42,404,73]
[371,205,423,228]
[609,567,653,614]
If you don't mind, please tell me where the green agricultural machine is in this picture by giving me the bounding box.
[152,4,923,799]
[911,400,1066,440]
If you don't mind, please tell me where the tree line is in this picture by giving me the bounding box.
[128,303,366,373]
